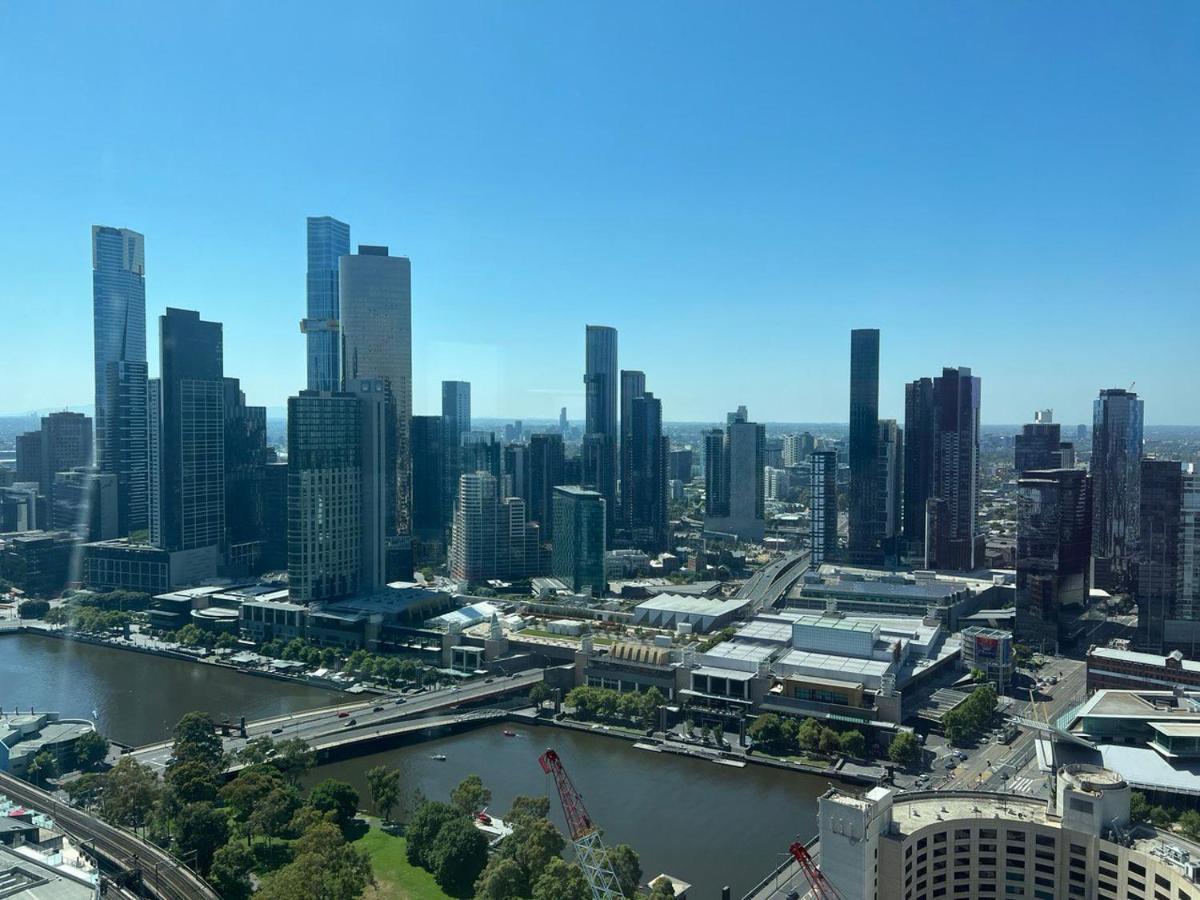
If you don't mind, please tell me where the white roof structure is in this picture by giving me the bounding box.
[631,594,752,633]
[425,601,500,629]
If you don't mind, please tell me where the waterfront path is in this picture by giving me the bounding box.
[0,771,219,900]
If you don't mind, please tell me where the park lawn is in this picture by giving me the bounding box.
[355,824,455,900]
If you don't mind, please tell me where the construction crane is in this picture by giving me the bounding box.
[788,842,842,900]
[538,749,623,900]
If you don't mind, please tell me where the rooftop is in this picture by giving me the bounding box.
[776,648,893,679]
[887,791,1051,838]
[634,594,752,616]
[1075,690,1200,720]
[1089,646,1200,673]
[792,614,879,634]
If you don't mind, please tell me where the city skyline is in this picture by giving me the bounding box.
[3,4,1198,424]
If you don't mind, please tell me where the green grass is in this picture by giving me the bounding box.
[519,627,613,645]
[354,823,456,900]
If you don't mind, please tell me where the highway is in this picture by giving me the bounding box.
[736,550,810,605]
[0,771,219,900]
[130,668,544,771]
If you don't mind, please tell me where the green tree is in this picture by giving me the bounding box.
[507,795,552,826]
[307,779,359,832]
[796,717,823,751]
[250,786,301,842]
[475,856,527,900]
[605,844,642,898]
[257,821,373,900]
[165,757,220,807]
[888,731,920,768]
[405,800,459,869]
[26,751,58,788]
[647,876,677,900]
[1180,810,1200,842]
[175,801,229,874]
[450,773,492,816]
[640,687,666,727]
[320,647,338,669]
[747,713,785,748]
[64,772,107,810]
[170,712,224,771]
[209,843,254,900]
[73,730,109,770]
[504,815,566,893]
[99,758,162,832]
[1130,791,1152,823]
[271,738,316,784]
[221,765,287,840]
[532,858,591,900]
[530,682,551,709]
[366,765,402,823]
[818,727,841,754]
[839,730,866,758]
[18,599,50,618]
[429,815,489,894]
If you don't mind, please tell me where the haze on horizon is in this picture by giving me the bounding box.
[1,3,1197,426]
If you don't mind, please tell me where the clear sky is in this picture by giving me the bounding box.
[2,2,1197,424]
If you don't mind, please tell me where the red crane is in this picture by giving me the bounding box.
[788,841,842,900]
[538,749,622,900]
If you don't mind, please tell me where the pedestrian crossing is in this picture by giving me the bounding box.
[1007,776,1039,794]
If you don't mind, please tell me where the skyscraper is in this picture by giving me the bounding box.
[624,391,669,552]
[347,377,392,592]
[878,419,903,559]
[302,216,351,392]
[669,449,694,484]
[810,450,838,565]
[925,367,982,571]
[583,325,618,535]
[528,433,565,528]
[223,378,268,574]
[151,308,225,556]
[848,328,882,564]
[287,391,361,603]
[441,381,471,526]
[340,245,413,544]
[552,486,606,596]
[411,414,446,537]
[703,410,765,542]
[1091,388,1144,591]
[1015,468,1092,653]
[1136,461,1200,653]
[92,225,148,534]
[450,472,543,582]
[1015,412,1063,475]
[15,412,93,504]
[619,369,645,522]
[903,376,935,552]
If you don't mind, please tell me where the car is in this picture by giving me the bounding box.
[271,727,283,735]
[394,698,406,705]
[373,706,384,712]
[337,711,349,718]
[450,687,460,693]
[485,677,495,683]
[944,758,957,769]
[955,750,967,760]
[344,718,356,727]
[785,892,800,900]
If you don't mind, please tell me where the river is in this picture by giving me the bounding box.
[312,722,826,898]
[0,633,340,746]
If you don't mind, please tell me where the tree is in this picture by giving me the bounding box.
[532,858,591,900]
[366,765,402,823]
[888,731,920,769]
[165,758,220,809]
[257,822,373,900]
[605,844,643,898]
[429,815,490,894]
[747,713,785,748]
[26,751,58,788]
[221,765,287,839]
[307,779,359,832]
[647,876,677,900]
[507,795,552,826]
[839,730,866,758]
[18,599,50,619]
[209,843,254,900]
[451,773,492,816]
[405,801,459,869]
[476,856,527,900]
[99,758,162,832]
[250,786,300,842]
[175,801,229,874]
[320,647,338,669]
[530,682,551,709]
[64,772,107,810]
[504,816,566,893]
[73,730,109,770]
[271,738,316,784]
[1180,810,1200,842]
[818,727,841,754]
[796,717,823,751]
[170,712,224,771]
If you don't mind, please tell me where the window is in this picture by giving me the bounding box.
[1130,863,1147,877]
[954,829,971,840]
[981,829,998,839]
[1035,835,1055,848]
[1007,831,1026,842]
[934,832,947,843]
[1099,851,1118,865]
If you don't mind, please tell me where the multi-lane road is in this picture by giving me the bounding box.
[130,668,544,771]
[0,771,219,900]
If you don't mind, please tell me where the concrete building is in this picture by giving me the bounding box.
[959,625,1014,692]
[703,409,765,542]
[631,593,753,633]
[816,767,1200,900]
[1086,646,1200,692]
[450,472,544,583]
[0,531,74,596]
[51,467,117,541]
[552,486,606,596]
[240,597,307,644]
[0,713,96,777]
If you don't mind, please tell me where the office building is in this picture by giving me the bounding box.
[347,377,392,592]
[502,441,530,504]
[923,366,982,571]
[703,410,765,542]
[552,485,606,596]
[261,461,288,571]
[669,448,694,484]
[0,484,42,533]
[340,244,412,540]
[1015,468,1091,652]
[623,391,669,552]
[783,432,816,468]
[411,414,445,537]
[287,391,361,603]
[151,308,225,558]
[92,225,148,534]
[1137,461,1200,652]
[223,378,268,573]
[848,328,882,564]
[810,450,838,565]
[1091,388,1144,591]
[583,325,618,535]
[51,467,117,541]
[1015,410,1068,475]
[878,419,903,560]
[14,432,42,485]
[441,380,471,525]
[461,431,501,480]
[15,412,93,503]
[450,472,543,583]
[902,376,934,551]
[302,216,351,392]
[528,433,565,527]
[619,369,645,519]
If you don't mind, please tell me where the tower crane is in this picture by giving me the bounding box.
[788,841,842,900]
[538,748,623,900]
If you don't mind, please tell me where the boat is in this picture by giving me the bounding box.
[431,753,447,761]
[502,730,517,737]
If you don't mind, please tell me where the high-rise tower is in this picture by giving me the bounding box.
[1091,388,1144,591]
[848,329,882,564]
[583,325,618,536]
[302,216,350,392]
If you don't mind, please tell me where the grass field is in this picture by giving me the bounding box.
[354,823,456,900]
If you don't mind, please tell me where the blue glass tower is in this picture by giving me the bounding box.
[92,225,148,534]
[303,216,351,392]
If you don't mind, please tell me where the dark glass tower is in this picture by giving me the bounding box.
[926,367,982,571]
[223,377,268,574]
[619,369,645,527]
[303,216,350,392]
[441,381,471,526]
[810,450,838,565]
[624,391,669,552]
[411,414,445,536]
[903,376,935,550]
[1137,459,1184,651]
[1091,388,1144,591]
[1015,414,1062,475]
[583,325,618,536]
[848,328,882,564]
[528,433,565,528]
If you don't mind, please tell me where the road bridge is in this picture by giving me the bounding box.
[736,550,811,606]
[130,668,544,772]
[0,771,219,900]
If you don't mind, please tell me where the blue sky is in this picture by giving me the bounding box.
[1,2,1197,424]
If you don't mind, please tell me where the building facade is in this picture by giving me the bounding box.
[528,433,565,528]
[1091,388,1144,591]
[1137,460,1200,652]
[810,450,838,565]
[552,485,606,596]
[703,410,765,542]
[624,391,669,552]
[925,366,982,571]
[903,376,935,554]
[1015,411,1064,475]
[302,215,350,392]
[450,472,543,583]
[848,328,882,564]
[583,325,618,535]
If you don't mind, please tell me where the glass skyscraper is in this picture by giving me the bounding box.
[304,216,351,392]
[1091,388,1144,591]
[92,225,148,534]
[848,328,882,564]
[583,325,618,535]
